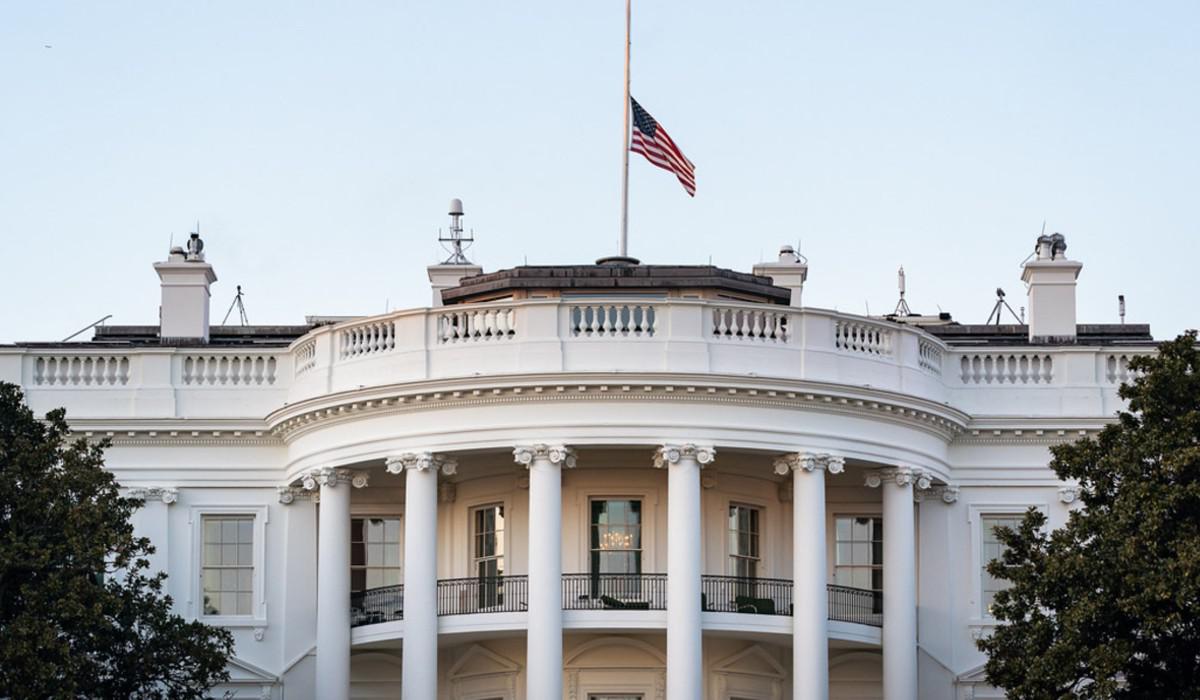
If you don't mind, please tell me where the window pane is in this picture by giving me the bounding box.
[350,518,364,542]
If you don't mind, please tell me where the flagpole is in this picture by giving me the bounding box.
[618,0,631,258]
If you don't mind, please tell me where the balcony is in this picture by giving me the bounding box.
[349,575,881,628]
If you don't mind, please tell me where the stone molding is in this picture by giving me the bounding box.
[127,486,178,504]
[772,451,845,476]
[653,443,716,468]
[276,485,318,505]
[914,484,959,504]
[512,444,577,468]
[864,466,932,491]
[384,452,458,476]
[1058,484,1081,504]
[300,467,369,491]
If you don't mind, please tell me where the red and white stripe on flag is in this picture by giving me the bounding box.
[630,97,695,197]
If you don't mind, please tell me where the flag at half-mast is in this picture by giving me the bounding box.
[630,97,695,196]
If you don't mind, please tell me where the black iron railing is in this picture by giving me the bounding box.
[350,575,881,629]
[437,575,528,615]
[701,575,793,616]
[827,583,883,627]
[351,584,404,627]
[562,573,668,611]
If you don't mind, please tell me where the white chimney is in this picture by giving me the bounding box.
[752,245,809,307]
[153,232,217,342]
[427,198,482,307]
[1021,233,1082,343]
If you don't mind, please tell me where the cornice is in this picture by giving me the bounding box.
[266,373,970,443]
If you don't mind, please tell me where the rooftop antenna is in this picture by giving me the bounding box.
[1118,294,1126,324]
[893,266,912,316]
[985,287,1023,325]
[438,198,474,264]
[222,285,249,326]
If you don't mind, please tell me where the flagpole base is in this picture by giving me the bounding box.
[596,256,641,266]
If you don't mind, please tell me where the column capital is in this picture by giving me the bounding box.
[512,444,577,468]
[301,466,369,491]
[914,484,959,504]
[127,486,178,504]
[385,452,458,476]
[277,485,319,505]
[653,443,716,469]
[1058,484,1080,504]
[772,451,845,476]
[864,466,931,490]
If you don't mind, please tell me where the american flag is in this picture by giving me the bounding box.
[630,97,695,196]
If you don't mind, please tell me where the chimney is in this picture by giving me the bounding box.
[1021,233,1082,343]
[427,198,482,307]
[752,245,809,307]
[153,232,217,342]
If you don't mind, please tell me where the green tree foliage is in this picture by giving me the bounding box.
[978,331,1200,698]
[0,382,233,699]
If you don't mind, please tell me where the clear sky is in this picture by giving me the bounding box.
[1,1,1196,344]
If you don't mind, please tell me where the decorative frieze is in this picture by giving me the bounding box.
[653,443,716,468]
[300,467,369,491]
[914,484,959,504]
[384,452,458,476]
[512,444,577,468]
[276,485,318,505]
[772,452,845,476]
[127,486,178,504]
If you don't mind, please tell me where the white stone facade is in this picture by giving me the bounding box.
[0,237,1154,699]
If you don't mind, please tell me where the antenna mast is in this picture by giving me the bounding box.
[438,198,474,264]
[985,288,1023,325]
[893,266,912,316]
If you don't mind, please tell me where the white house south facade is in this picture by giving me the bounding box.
[0,223,1156,700]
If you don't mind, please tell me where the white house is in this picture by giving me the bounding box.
[0,215,1155,700]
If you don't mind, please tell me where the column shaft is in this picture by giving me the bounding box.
[882,479,917,700]
[315,481,351,700]
[402,466,439,700]
[793,466,829,700]
[666,455,703,700]
[527,456,564,699]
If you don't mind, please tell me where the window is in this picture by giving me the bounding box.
[472,504,505,607]
[351,517,402,593]
[590,499,643,574]
[201,515,254,616]
[981,515,1023,615]
[834,515,883,594]
[728,504,761,578]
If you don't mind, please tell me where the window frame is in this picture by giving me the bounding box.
[831,513,884,595]
[189,505,268,627]
[726,502,763,579]
[588,497,646,576]
[967,502,1048,621]
[470,502,507,580]
[351,513,404,593]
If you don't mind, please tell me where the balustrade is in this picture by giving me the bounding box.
[32,355,129,386]
[569,303,656,338]
[349,576,881,628]
[181,354,277,386]
[340,320,396,358]
[1105,353,1145,385]
[294,339,316,376]
[711,307,789,342]
[835,320,893,356]
[958,353,1053,385]
[438,307,516,343]
[918,338,943,375]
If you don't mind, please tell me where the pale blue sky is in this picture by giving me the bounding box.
[1,1,1196,343]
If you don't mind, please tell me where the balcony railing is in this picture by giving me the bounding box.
[351,575,882,628]
[437,575,528,616]
[562,572,668,611]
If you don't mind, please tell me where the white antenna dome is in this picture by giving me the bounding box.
[448,198,464,216]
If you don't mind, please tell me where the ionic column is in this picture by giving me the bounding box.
[654,444,715,700]
[514,444,576,700]
[386,452,457,700]
[866,467,929,700]
[774,452,844,700]
[301,467,369,700]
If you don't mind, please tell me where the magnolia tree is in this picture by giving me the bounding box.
[979,331,1200,698]
[0,382,233,698]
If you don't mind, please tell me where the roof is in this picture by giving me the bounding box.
[442,263,793,304]
[7,324,316,349]
[925,323,1154,347]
